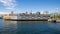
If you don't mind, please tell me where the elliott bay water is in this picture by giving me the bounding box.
[0,19,60,34]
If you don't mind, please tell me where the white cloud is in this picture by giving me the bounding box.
[0,11,9,14]
[0,0,16,11]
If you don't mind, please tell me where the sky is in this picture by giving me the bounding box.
[0,0,60,14]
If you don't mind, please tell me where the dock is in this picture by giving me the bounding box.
[48,18,60,23]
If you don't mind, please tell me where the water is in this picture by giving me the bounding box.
[0,19,60,34]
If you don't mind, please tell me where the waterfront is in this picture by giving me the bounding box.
[0,19,60,34]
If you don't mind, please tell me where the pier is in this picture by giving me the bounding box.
[48,18,60,23]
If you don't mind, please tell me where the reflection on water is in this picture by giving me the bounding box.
[4,20,17,34]
[0,20,17,34]
[0,19,60,34]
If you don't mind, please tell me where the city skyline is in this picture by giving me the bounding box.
[0,0,60,14]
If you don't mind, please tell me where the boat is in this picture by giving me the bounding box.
[3,12,51,21]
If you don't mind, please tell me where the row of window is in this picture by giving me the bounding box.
[17,16,50,18]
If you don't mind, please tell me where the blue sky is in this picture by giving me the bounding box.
[0,0,60,13]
